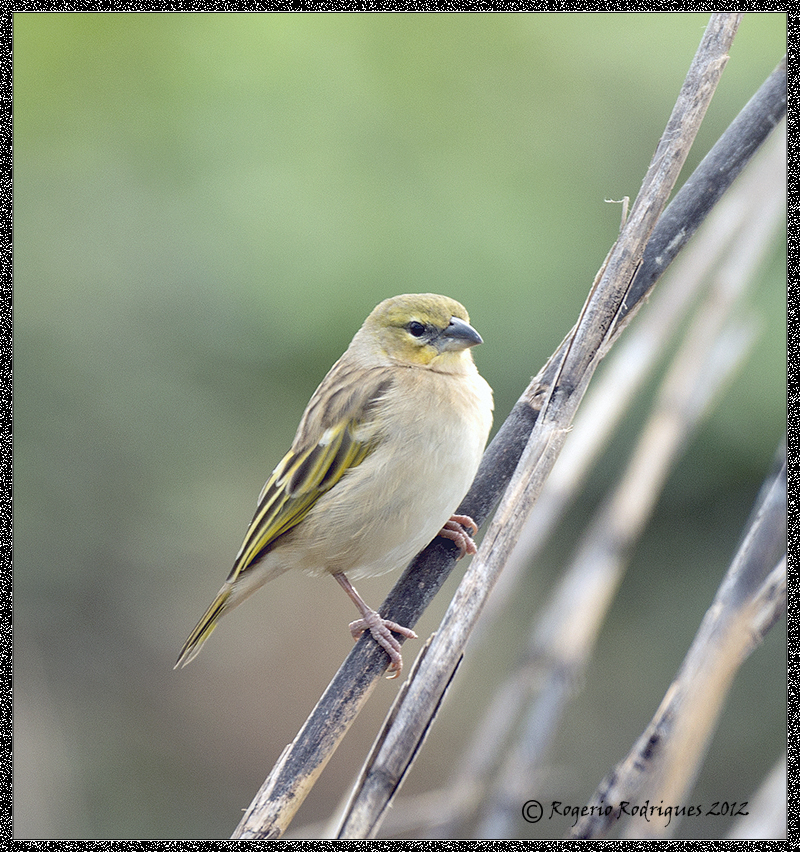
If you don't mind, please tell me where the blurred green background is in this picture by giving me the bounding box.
[14,12,785,840]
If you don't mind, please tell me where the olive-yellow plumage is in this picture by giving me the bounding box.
[176,293,493,675]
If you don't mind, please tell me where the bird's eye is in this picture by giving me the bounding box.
[407,321,426,338]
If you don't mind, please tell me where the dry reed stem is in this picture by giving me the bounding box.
[334,13,743,840]
[231,16,786,840]
[572,453,786,839]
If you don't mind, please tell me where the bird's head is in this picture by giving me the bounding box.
[356,293,483,371]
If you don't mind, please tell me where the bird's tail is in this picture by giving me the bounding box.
[174,585,233,669]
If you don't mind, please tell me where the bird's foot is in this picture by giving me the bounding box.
[348,609,417,678]
[334,571,417,678]
[437,514,479,558]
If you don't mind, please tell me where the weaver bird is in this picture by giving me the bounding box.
[176,293,493,676]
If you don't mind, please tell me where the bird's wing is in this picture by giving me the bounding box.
[227,360,394,582]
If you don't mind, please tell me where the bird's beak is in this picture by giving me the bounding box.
[435,316,484,352]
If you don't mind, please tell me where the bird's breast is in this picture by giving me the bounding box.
[283,367,492,580]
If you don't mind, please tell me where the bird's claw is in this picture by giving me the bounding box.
[438,513,479,558]
[349,610,417,678]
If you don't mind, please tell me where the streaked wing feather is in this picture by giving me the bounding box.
[227,365,392,582]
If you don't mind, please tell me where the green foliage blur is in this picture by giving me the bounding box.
[15,12,785,839]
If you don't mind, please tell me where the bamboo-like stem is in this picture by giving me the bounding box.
[231,17,786,840]
[352,126,784,839]
[334,13,743,840]
[471,259,774,839]
[727,753,787,839]
[474,121,787,643]
[572,450,786,839]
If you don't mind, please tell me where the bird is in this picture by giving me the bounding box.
[175,293,493,677]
